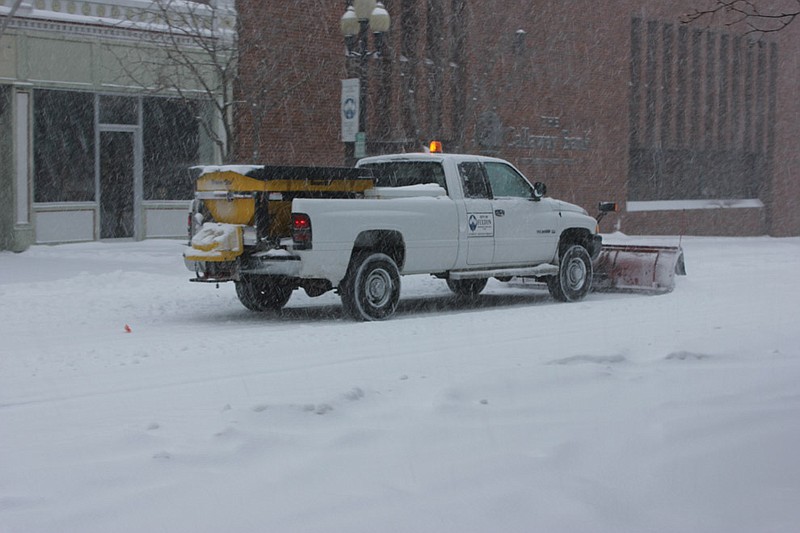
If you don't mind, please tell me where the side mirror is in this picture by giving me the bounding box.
[596,201,619,223]
[532,182,547,201]
[598,202,618,213]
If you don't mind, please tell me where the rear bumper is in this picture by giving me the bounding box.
[184,253,303,281]
[240,253,302,277]
[184,258,238,282]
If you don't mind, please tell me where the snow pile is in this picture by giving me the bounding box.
[186,222,241,257]
[192,165,264,177]
[1,236,800,533]
[364,183,448,199]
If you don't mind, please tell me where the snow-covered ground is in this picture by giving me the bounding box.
[1,236,799,533]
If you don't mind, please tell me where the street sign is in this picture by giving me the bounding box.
[354,132,366,159]
[341,79,359,142]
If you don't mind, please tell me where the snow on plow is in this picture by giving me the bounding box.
[592,243,686,293]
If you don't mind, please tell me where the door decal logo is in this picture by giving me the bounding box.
[467,213,494,237]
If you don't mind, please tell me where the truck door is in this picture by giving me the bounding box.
[457,161,495,265]
[483,162,558,265]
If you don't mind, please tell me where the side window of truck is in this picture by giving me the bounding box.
[483,162,533,198]
[458,162,490,198]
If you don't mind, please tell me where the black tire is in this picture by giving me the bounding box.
[235,275,293,312]
[446,278,488,298]
[547,244,593,302]
[340,253,401,321]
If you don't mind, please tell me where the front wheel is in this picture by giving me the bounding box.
[547,244,593,302]
[235,275,293,312]
[340,253,401,321]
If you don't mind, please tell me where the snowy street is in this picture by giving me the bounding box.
[1,236,800,532]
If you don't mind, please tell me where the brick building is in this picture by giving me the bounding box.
[234,1,800,236]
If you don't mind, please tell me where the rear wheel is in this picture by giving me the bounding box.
[547,244,592,302]
[446,278,488,298]
[340,253,401,321]
[235,275,293,311]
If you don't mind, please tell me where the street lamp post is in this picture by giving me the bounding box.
[341,1,390,161]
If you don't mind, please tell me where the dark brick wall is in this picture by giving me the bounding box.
[234,1,346,166]
[234,0,800,236]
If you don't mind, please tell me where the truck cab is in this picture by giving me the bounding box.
[357,153,599,268]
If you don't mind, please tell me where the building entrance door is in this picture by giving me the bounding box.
[99,131,135,239]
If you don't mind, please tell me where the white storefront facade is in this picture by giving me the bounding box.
[0,0,234,251]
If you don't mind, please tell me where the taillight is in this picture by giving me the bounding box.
[292,213,312,249]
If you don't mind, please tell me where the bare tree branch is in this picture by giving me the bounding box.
[107,1,332,164]
[683,0,800,35]
[104,0,238,161]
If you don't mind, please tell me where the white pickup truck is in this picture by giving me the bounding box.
[184,151,604,320]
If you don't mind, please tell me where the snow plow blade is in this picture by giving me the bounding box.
[592,244,686,293]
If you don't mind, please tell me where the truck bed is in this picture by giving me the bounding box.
[194,165,376,239]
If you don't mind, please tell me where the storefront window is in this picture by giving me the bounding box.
[143,98,200,200]
[33,91,202,204]
[99,95,137,125]
[33,90,95,203]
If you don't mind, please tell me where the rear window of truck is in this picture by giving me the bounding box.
[361,162,448,193]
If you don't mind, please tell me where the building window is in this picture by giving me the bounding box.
[33,91,203,204]
[33,90,95,203]
[99,94,137,125]
[628,18,776,202]
[143,97,200,200]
